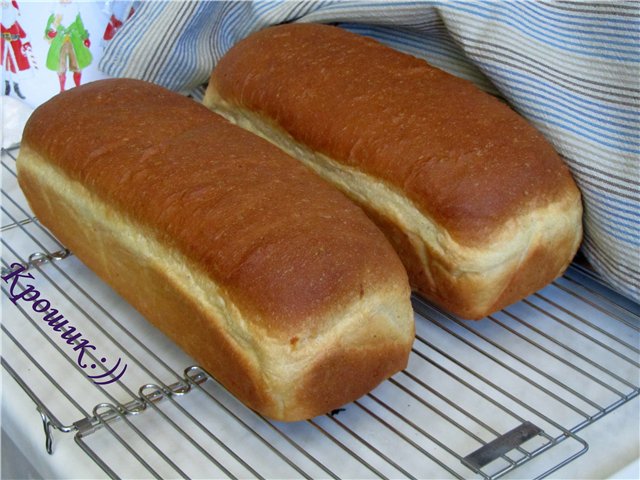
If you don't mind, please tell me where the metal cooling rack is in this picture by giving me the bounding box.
[2,145,639,479]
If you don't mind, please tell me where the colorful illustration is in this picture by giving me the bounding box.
[1,0,36,99]
[102,0,136,44]
[45,0,92,92]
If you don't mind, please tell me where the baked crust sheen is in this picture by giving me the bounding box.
[206,23,583,319]
[17,79,414,420]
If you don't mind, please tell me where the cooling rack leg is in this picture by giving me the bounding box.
[2,357,77,455]
[37,408,54,454]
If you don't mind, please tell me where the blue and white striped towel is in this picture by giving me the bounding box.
[100,1,640,303]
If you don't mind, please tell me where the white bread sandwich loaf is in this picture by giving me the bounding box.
[16,79,414,421]
[204,23,583,320]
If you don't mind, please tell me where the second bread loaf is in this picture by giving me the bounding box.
[204,23,583,319]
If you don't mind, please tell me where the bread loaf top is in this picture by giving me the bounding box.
[22,79,409,339]
[211,23,581,246]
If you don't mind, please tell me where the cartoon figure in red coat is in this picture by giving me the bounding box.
[1,0,35,99]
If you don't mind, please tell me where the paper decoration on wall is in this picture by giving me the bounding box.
[2,1,131,108]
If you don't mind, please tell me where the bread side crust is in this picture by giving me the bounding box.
[204,86,583,319]
[17,145,414,420]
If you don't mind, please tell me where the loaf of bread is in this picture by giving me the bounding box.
[204,23,583,320]
[17,78,414,421]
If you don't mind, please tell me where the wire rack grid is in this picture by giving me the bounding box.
[2,145,639,479]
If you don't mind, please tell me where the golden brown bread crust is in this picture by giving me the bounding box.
[206,23,583,319]
[209,23,578,244]
[17,78,414,420]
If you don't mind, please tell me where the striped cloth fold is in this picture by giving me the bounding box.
[100,0,640,302]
